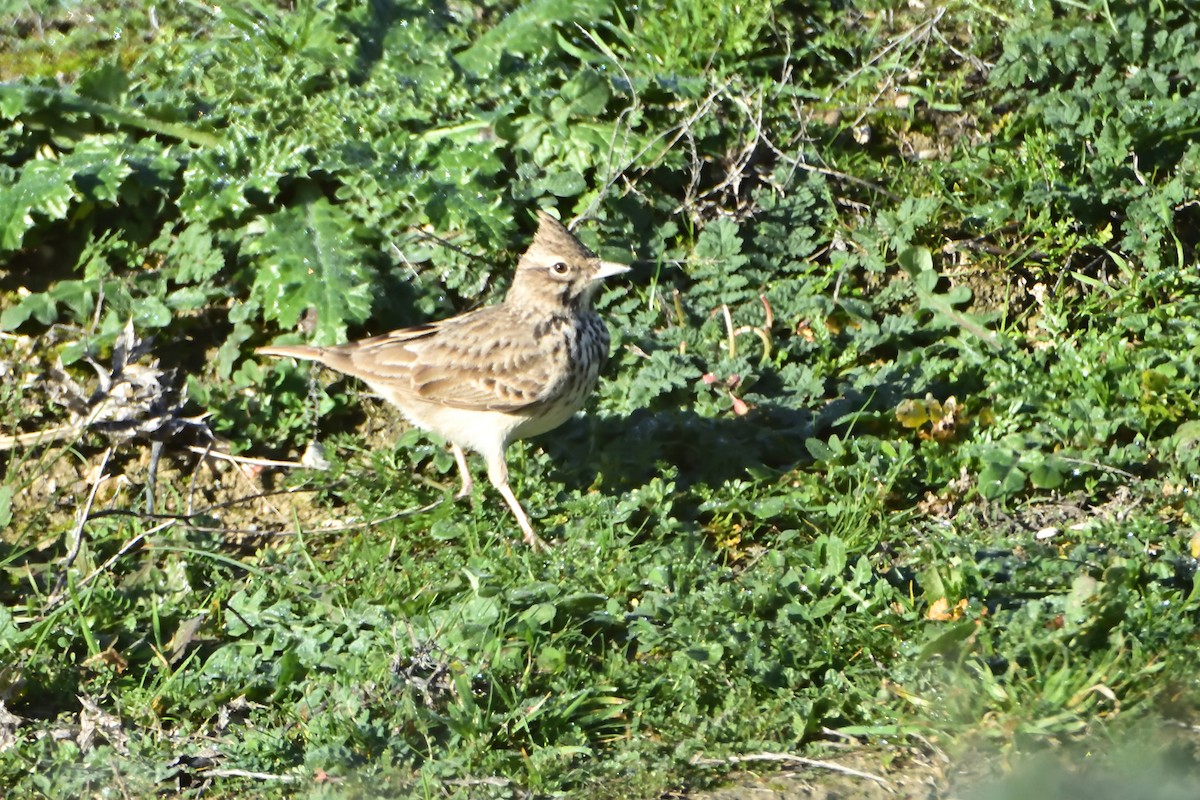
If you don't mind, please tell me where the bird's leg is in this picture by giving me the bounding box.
[485,452,549,550]
[450,443,474,500]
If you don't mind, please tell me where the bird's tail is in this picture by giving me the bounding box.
[256,344,325,362]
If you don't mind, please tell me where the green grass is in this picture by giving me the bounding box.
[2,0,1200,797]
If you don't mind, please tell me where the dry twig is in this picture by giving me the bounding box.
[46,447,114,609]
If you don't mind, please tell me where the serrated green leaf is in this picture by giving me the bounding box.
[171,223,226,284]
[693,217,747,266]
[62,143,133,204]
[76,61,131,103]
[246,193,374,345]
[455,0,612,76]
[0,159,77,251]
[688,217,754,304]
[622,349,697,409]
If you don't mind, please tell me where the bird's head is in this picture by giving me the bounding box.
[507,211,629,313]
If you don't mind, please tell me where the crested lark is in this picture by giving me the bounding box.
[257,211,629,548]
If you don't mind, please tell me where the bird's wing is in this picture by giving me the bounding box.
[323,306,567,413]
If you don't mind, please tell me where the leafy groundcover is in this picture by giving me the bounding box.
[2,0,1199,797]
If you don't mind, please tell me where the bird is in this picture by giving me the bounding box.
[256,210,630,549]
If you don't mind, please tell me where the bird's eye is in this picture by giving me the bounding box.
[551,262,570,275]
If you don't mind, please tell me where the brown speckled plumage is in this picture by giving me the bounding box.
[257,211,629,548]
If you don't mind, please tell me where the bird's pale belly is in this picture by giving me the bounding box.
[511,363,601,440]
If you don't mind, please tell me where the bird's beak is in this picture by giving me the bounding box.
[595,261,631,281]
